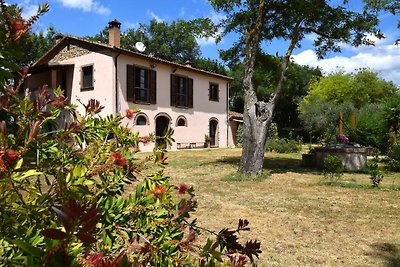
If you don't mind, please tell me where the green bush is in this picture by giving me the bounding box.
[265,137,302,153]
[386,130,400,171]
[323,155,344,185]
[367,151,384,187]
[267,122,279,140]
[299,98,355,143]
[235,123,243,147]
[350,103,388,151]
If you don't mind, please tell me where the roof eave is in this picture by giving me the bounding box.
[31,35,232,81]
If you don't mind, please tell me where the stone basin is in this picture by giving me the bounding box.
[314,144,368,171]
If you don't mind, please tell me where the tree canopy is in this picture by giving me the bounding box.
[299,69,398,110]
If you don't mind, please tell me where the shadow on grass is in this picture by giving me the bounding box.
[368,243,400,267]
[217,156,321,174]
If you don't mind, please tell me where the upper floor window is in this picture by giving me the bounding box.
[209,83,219,102]
[170,74,193,108]
[127,65,156,104]
[81,65,93,90]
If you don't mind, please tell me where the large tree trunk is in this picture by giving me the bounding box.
[240,100,271,175]
[239,63,275,175]
[239,2,301,175]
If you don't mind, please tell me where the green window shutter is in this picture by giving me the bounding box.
[127,64,135,101]
[187,77,193,108]
[149,69,157,104]
[170,74,177,107]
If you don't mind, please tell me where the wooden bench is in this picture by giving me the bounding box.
[177,142,206,149]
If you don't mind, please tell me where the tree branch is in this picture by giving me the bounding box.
[268,19,303,109]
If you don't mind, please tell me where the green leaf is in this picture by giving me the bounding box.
[14,159,23,170]
[135,184,143,198]
[5,238,44,257]
[13,170,43,181]
[211,250,223,262]
[83,179,95,186]
[73,164,87,178]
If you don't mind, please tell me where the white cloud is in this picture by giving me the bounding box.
[21,4,38,19]
[179,7,185,17]
[209,10,226,24]
[6,0,38,19]
[292,43,400,85]
[147,10,164,23]
[55,0,110,15]
[197,36,217,46]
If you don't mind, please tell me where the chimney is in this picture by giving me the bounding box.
[108,19,121,48]
[184,60,192,68]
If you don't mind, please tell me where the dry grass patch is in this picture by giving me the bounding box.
[137,148,400,266]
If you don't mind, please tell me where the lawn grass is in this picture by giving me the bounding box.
[139,147,400,266]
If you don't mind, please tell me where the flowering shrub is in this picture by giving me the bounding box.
[0,2,261,266]
[336,134,349,144]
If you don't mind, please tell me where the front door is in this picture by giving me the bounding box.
[156,116,170,148]
[209,119,218,147]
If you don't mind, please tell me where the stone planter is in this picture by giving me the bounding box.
[314,144,368,171]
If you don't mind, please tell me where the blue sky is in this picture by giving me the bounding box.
[9,0,400,85]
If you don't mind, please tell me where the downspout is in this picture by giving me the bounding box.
[114,51,121,114]
[226,81,230,147]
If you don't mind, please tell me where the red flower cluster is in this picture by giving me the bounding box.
[6,149,19,162]
[178,183,188,195]
[86,251,124,267]
[0,149,20,171]
[52,95,67,108]
[87,252,104,265]
[9,19,28,41]
[125,108,135,120]
[152,185,167,197]
[110,153,127,167]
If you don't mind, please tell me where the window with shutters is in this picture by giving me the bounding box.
[127,65,156,104]
[81,65,94,90]
[209,82,219,101]
[170,74,193,108]
[177,76,187,106]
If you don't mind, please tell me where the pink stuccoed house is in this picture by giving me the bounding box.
[24,20,241,151]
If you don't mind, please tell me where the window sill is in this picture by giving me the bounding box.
[174,105,191,109]
[80,86,94,91]
[133,101,152,105]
